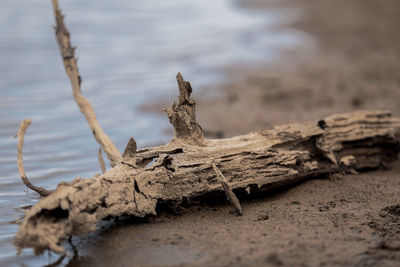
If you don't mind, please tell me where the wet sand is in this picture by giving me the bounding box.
[126,0,400,266]
[70,164,400,266]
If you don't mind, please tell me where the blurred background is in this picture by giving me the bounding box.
[1,0,399,266]
[0,0,307,265]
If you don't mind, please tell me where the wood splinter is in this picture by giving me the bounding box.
[211,161,243,215]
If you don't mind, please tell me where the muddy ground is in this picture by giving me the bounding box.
[71,0,400,266]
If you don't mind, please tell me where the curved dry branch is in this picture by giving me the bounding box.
[16,119,52,197]
[51,0,121,166]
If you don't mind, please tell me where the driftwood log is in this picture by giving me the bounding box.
[14,0,400,255]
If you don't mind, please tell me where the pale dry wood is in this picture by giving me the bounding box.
[51,0,121,166]
[98,147,106,174]
[16,119,52,197]
[13,1,400,256]
[165,73,205,145]
[14,106,400,255]
[122,137,138,167]
[211,161,243,215]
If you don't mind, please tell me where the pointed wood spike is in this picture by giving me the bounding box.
[123,137,137,158]
[122,137,138,167]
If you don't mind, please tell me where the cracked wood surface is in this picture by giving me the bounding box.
[14,109,400,254]
[13,0,400,256]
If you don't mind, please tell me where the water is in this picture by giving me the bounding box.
[0,0,307,265]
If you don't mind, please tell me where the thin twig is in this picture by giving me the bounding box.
[51,0,121,166]
[16,119,52,197]
[98,147,106,174]
[211,160,243,215]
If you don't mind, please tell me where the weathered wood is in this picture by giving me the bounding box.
[52,0,121,166]
[16,119,53,197]
[14,108,400,255]
[165,73,206,146]
[98,147,106,174]
[211,161,243,215]
[14,0,400,256]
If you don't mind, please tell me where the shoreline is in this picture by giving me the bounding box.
[5,0,398,265]
[195,0,400,138]
[144,0,400,139]
[129,0,400,266]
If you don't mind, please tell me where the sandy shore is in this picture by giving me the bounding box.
[73,1,400,266]
[71,165,400,266]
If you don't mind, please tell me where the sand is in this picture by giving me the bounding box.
[196,0,400,137]
[70,165,400,266]
[68,0,400,266]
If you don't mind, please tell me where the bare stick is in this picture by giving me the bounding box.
[16,119,52,197]
[211,161,243,215]
[98,147,106,173]
[51,0,121,166]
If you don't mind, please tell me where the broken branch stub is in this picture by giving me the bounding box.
[165,73,205,145]
[51,0,121,166]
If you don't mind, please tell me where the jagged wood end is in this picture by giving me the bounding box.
[14,164,158,255]
[16,119,52,197]
[165,73,205,145]
[315,110,400,165]
[51,0,122,166]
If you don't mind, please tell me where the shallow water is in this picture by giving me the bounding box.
[0,0,307,265]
